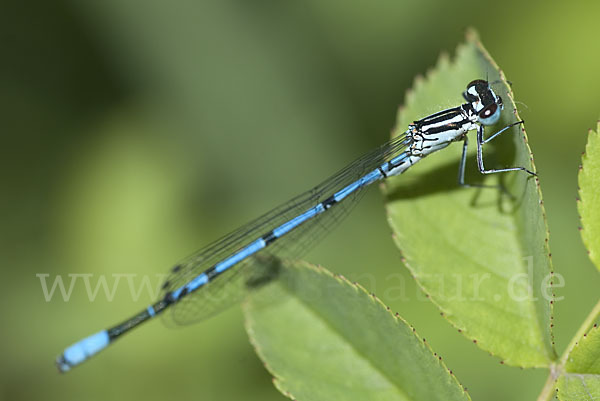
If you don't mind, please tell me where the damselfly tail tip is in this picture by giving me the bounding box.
[56,355,70,373]
[55,330,110,374]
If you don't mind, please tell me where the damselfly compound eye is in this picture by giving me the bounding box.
[480,104,497,118]
[464,79,490,102]
[478,103,501,125]
[467,79,488,89]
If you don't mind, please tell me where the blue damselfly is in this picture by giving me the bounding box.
[57,79,535,372]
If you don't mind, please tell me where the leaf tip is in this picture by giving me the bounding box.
[464,27,480,43]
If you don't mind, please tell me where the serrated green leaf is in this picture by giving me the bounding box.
[556,326,600,401]
[383,31,555,367]
[244,259,470,401]
[578,122,600,272]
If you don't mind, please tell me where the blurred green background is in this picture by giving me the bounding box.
[3,1,600,400]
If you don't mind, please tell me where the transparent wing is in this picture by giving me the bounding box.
[160,133,410,326]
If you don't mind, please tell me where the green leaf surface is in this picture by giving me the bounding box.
[578,122,600,272]
[384,31,555,367]
[556,325,600,401]
[244,259,470,401]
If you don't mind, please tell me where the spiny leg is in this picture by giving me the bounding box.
[458,135,504,190]
[458,121,536,190]
[476,123,537,176]
[482,120,523,145]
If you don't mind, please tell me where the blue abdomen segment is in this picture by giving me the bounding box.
[273,204,325,237]
[56,330,110,372]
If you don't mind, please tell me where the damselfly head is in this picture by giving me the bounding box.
[463,79,490,102]
[463,79,503,125]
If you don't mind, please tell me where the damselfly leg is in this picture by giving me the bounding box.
[458,120,536,189]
